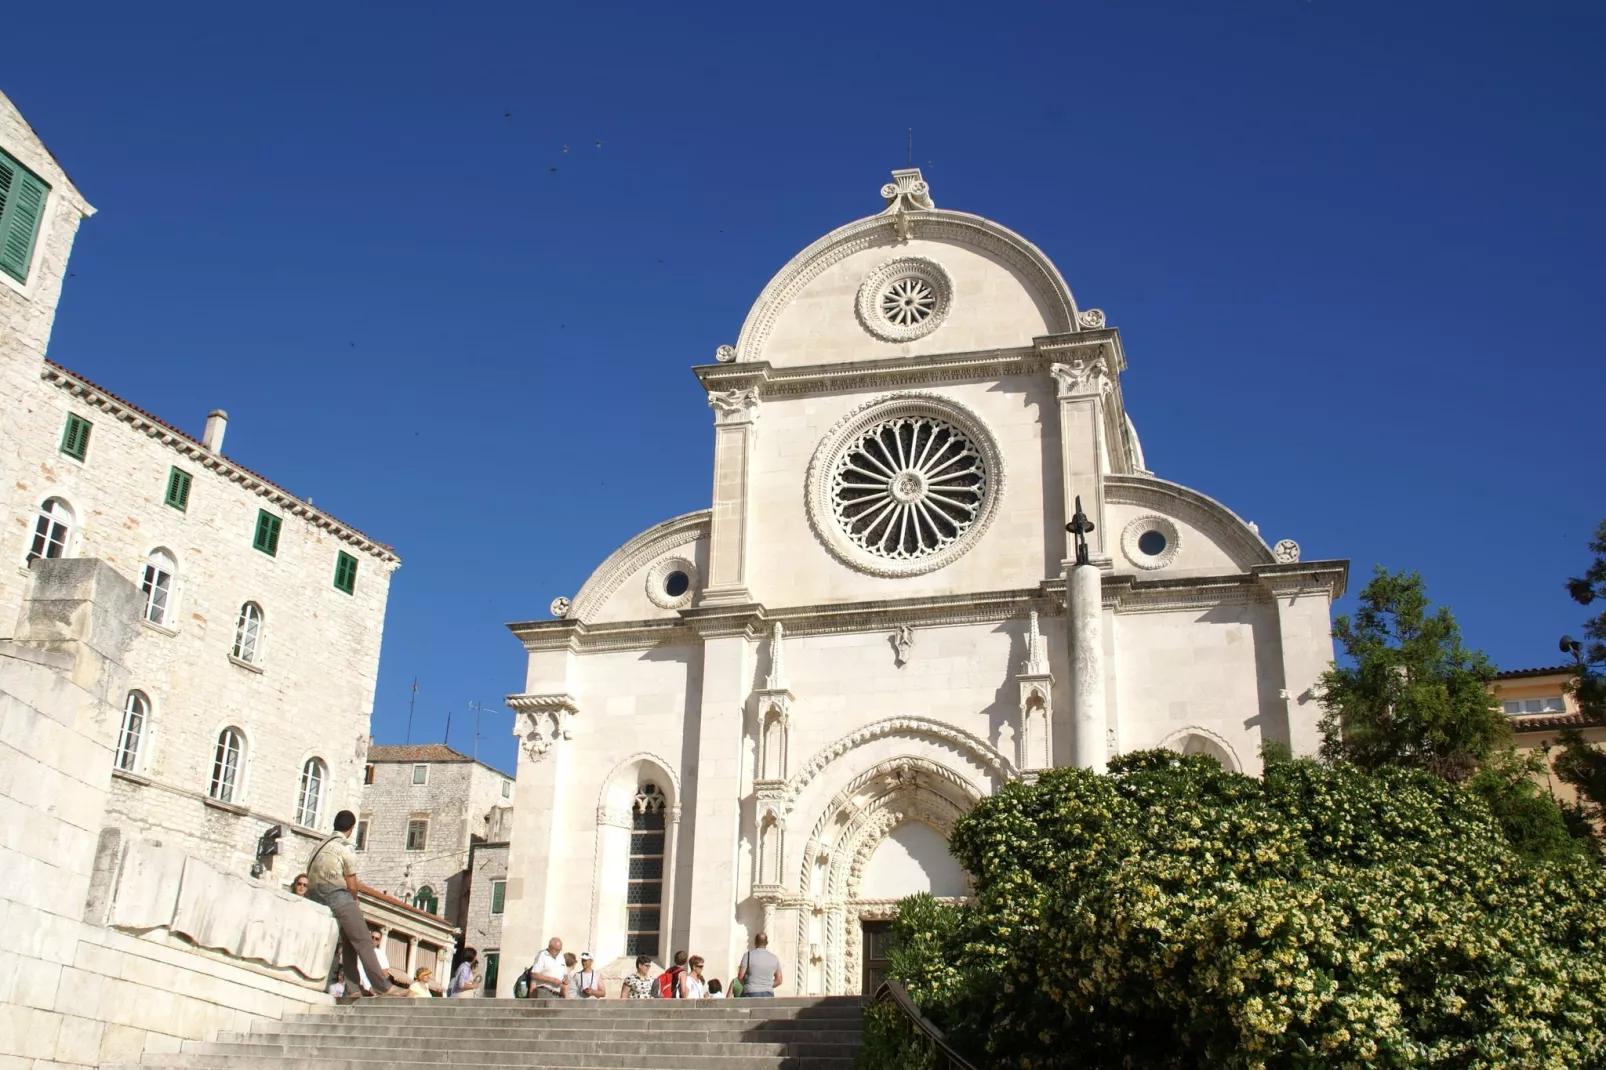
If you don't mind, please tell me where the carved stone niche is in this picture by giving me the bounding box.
[1014,610,1053,770]
[754,621,793,782]
[506,693,579,762]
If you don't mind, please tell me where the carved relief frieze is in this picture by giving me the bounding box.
[707,387,762,425]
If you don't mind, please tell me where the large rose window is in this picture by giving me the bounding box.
[807,394,1003,577]
[831,416,986,560]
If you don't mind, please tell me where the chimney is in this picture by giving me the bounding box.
[202,410,228,453]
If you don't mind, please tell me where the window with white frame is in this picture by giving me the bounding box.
[501,779,512,799]
[141,549,176,627]
[406,817,428,851]
[116,690,149,773]
[412,764,428,785]
[1503,697,1567,716]
[209,727,245,803]
[233,602,264,663]
[490,880,507,914]
[295,757,326,829]
[27,498,73,564]
[355,818,369,851]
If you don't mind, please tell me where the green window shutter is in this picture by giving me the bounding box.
[60,413,91,460]
[490,880,506,915]
[0,149,51,284]
[165,467,193,511]
[253,509,282,556]
[334,551,357,594]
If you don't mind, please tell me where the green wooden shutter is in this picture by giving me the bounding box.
[253,510,282,556]
[60,414,91,460]
[334,551,357,594]
[165,467,193,511]
[0,150,50,284]
[490,880,506,915]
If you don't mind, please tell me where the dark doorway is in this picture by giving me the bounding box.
[862,920,894,994]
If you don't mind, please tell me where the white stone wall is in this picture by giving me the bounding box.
[461,842,508,976]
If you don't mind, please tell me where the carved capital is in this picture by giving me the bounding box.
[708,387,761,425]
[507,693,579,762]
[1050,357,1110,399]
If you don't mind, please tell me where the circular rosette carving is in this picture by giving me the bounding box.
[549,596,572,617]
[806,394,1004,578]
[1272,539,1301,563]
[855,257,953,342]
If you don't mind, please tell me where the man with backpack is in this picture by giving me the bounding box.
[306,810,404,996]
[655,950,689,998]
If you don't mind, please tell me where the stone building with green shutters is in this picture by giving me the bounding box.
[0,89,400,881]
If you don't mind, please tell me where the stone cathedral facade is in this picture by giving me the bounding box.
[498,170,1348,995]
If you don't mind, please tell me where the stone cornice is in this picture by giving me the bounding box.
[1252,560,1350,600]
[694,330,1124,401]
[509,565,1344,653]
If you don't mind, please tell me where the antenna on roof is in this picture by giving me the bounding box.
[467,701,487,761]
[406,678,418,744]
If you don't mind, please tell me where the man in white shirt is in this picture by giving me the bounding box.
[356,930,401,994]
[567,952,606,998]
[529,936,567,998]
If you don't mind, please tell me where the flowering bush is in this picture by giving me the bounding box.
[875,751,1606,1070]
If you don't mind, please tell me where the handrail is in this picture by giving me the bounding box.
[872,979,983,1070]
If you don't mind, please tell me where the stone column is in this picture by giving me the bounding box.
[500,692,577,995]
[1070,563,1106,773]
[682,610,756,978]
[1256,559,1345,758]
[702,387,761,606]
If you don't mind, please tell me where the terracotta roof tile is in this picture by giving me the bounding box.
[1495,665,1578,680]
[366,744,474,763]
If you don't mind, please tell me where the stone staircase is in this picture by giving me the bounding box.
[111,995,865,1070]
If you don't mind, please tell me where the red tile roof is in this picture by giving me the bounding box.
[366,744,475,763]
[42,360,398,562]
[1496,665,1578,680]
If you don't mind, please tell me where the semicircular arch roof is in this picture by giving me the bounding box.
[567,509,710,623]
[730,207,1082,365]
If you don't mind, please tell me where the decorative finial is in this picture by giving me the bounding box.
[880,168,933,239]
[1067,496,1096,567]
[549,596,572,617]
[765,621,787,691]
[714,344,736,363]
[1021,610,1047,676]
[1272,539,1300,564]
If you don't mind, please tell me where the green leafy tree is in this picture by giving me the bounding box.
[1554,520,1606,834]
[1318,567,1508,782]
[875,752,1606,1070]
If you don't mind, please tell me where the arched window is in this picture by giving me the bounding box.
[141,549,176,627]
[413,885,439,915]
[296,757,326,829]
[116,691,149,773]
[625,783,667,957]
[209,727,245,802]
[233,602,264,663]
[27,498,74,564]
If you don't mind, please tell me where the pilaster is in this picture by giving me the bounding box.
[1045,340,1115,571]
[682,605,761,977]
[1255,559,1348,757]
[1014,610,1053,770]
[702,382,762,606]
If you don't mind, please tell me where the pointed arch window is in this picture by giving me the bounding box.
[116,691,149,773]
[625,783,667,957]
[27,498,73,564]
[209,727,245,803]
[233,602,264,663]
[296,757,326,829]
[141,549,176,627]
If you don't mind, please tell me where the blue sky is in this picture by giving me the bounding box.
[8,1,1603,775]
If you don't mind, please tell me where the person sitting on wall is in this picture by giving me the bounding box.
[306,811,405,997]
[291,874,309,896]
[408,967,434,998]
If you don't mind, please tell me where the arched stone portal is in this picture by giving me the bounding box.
[786,755,982,995]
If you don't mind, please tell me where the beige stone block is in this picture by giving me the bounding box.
[143,1030,182,1054]
[96,1023,145,1065]
[69,939,121,980]
[13,956,62,1011]
[51,1014,102,1065]
[0,1004,62,1060]
[51,966,105,1019]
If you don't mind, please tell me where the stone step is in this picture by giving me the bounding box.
[236,1023,860,1042]
[187,1037,858,1059]
[132,1054,854,1070]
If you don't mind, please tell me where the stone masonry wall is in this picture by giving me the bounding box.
[0,369,397,877]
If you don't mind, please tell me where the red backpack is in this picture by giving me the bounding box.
[655,965,684,998]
